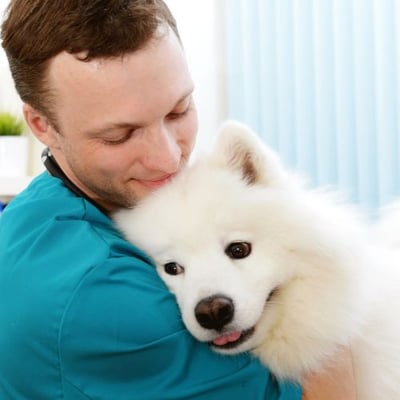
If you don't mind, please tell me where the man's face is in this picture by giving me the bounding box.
[42,28,197,211]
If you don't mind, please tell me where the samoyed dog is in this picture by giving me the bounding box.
[114,121,400,399]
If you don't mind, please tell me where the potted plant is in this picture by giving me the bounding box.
[0,111,28,177]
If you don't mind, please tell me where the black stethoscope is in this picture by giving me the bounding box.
[42,147,108,215]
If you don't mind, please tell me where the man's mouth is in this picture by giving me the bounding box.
[209,327,255,350]
[137,173,176,189]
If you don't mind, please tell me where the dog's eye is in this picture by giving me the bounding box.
[164,262,184,275]
[225,242,252,259]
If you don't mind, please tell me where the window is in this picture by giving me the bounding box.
[224,0,400,212]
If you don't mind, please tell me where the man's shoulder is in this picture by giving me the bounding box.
[7,172,105,223]
[0,171,155,306]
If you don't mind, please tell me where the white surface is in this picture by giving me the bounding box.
[0,176,33,197]
[0,136,28,177]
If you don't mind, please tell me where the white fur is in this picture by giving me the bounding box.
[114,121,400,399]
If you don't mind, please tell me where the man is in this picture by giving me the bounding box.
[0,1,355,399]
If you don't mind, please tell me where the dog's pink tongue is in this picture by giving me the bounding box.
[213,331,241,346]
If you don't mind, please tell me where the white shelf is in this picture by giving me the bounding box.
[0,176,33,197]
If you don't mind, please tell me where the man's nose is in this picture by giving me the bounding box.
[143,125,182,173]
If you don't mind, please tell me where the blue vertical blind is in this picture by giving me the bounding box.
[224,0,400,211]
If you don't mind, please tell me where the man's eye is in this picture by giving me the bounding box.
[103,138,127,145]
[167,107,190,120]
[164,262,185,275]
[225,242,252,259]
[102,131,134,145]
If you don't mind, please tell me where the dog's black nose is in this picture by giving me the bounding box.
[195,295,234,331]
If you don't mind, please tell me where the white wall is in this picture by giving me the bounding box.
[0,0,226,175]
[0,56,21,113]
[165,0,227,153]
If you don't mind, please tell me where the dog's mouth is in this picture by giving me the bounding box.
[208,287,280,350]
[209,327,255,350]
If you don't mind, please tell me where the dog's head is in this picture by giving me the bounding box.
[114,121,367,378]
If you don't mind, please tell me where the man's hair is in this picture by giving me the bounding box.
[1,0,179,123]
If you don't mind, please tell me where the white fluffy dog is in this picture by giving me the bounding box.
[114,121,400,399]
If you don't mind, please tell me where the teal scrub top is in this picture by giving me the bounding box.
[0,173,302,400]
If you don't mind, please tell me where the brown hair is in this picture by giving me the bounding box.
[1,0,180,122]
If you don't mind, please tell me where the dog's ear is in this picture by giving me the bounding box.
[211,120,286,186]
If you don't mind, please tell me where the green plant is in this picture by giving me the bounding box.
[0,112,25,136]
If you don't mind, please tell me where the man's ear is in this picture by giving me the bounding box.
[23,103,60,149]
[211,120,286,187]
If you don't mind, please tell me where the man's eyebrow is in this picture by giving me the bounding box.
[175,87,194,105]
